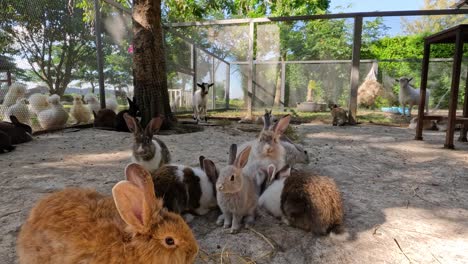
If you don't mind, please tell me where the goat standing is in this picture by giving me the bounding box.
[396,77,430,117]
[193,82,213,122]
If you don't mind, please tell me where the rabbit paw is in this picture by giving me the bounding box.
[216,214,224,226]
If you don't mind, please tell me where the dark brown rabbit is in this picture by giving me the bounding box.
[0,115,33,153]
[93,109,117,129]
[281,169,344,235]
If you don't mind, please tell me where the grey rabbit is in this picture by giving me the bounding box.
[215,144,258,234]
[124,113,171,173]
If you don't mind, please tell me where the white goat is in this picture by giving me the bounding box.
[396,77,430,117]
[192,82,213,122]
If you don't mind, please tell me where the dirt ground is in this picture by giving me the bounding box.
[1,122,467,264]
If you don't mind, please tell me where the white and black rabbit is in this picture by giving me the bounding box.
[151,156,219,222]
[124,113,171,173]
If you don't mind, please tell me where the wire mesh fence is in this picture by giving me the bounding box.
[1,0,467,133]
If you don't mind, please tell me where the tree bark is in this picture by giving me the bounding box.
[132,0,174,128]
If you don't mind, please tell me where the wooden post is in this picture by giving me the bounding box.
[247,21,255,118]
[348,16,363,125]
[458,56,468,142]
[445,31,463,149]
[6,70,11,86]
[415,42,431,140]
[94,0,106,109]
[280,60,286,111]
[225,64,230,109]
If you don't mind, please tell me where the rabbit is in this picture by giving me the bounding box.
[151,156,219,221]
[37,94,69,130]
[0,115,33,145]
[5,98,30,125]
[70,95,92,124]
[0,130,15,153]
[17,163,199,264]
[124,113,171,173]
[28,93,49,115]
[261,164,345,235]
[330,104,348,126]
[215,144,258,234]
[93,109,117,129]
[115,97,141,132]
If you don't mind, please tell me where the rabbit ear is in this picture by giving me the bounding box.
[203,159,218,185]
[9,115,20,125]
[267,164,276,183]
[228,144,237,165]
[145,116,163,136]
[273,115,291,136]
[234,145,251,169]
[199,156,205,169]
[123,113,141,133]
[113,164,162,233]
[276,165,291,179]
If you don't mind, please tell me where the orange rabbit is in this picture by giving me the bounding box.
[17,163,199,264]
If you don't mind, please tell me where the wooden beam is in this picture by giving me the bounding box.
[415,42,431,140]
[348,16,362,125]
[445,31,464,149]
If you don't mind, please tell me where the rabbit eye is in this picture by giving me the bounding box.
[165,237,175,246]
[230,175,235,181]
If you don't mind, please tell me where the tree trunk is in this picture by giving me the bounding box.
[273,56,284,107]
[132,0,174,128]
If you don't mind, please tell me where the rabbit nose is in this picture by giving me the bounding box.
[136,145,144,154]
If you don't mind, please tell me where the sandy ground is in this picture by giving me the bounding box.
[1,122,468,264]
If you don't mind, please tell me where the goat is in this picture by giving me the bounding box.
[193,82,213,122]
[396,77,430,117]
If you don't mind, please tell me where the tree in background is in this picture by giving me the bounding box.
[402,0,468,34]
[0,0,95,95]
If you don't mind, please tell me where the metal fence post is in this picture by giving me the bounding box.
[192,44,197,96]
[280,60,286,111]
[348,16,362,124]
[212,57,216,109]
[94,0,106,109]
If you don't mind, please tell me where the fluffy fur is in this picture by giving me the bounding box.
[151,158,218,219]
[408,117,438,130]
[28,93,49,115]
[0,130,15,153]
[17,163,199,264]
[215,144,258,233]
[84,93,119,114]
[124,113,171,173]
[115,97,140,132]
[70,95,92,124]
[37,94,69,130]
[281,169,344,235]
[3,83,26,108]
[5,98,30,125]
[0,115,33,146]
[93,109,116,129]
[397,77,430,117]
[330,105,348,126]
[192,83,213,122]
